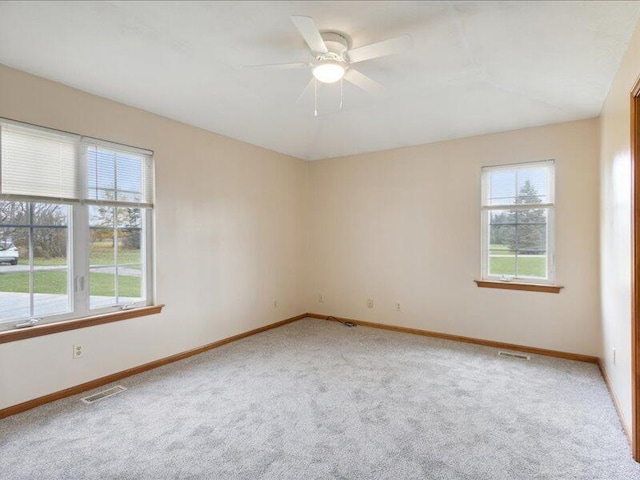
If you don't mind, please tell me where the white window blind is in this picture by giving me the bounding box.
[84,139,153,208]
[0,121,81,202]
[482,160,554,207]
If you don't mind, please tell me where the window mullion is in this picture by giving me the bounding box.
[73,142,89,317]
[72,204,89,317]
[28,203,34,319]
[114,207,119,304]
[514,210,519,278]
[144,207,153,304]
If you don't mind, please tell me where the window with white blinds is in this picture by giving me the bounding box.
[0,118,155,331]
[0,120,153,206]
[481,160,555,284]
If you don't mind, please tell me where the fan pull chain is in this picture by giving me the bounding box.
[314,78,318,117]
[340,78,343,110]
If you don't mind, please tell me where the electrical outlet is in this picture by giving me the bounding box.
[395,302,401,312]
[613,348,616,365]
[273,300,278,309]
[319,294,325,303]
[73,344,83,359]
[367,298,374,309]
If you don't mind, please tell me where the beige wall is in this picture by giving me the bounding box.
[599,21,640,433]
[306,119,601,356]
[0,64,309,409]
[0,62,606,414]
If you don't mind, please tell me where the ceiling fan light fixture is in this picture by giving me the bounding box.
[312,61,345,83]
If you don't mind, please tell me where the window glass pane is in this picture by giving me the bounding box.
[90,205,116,308]
[87,147,116,201]
[89,206,146,309]
[488,170,516,206]
[117,207,141,265]
[517,166,549,204]
[0,222,28,320]
[90,205,115,266]
[32,220,70,317]
[118,265,143,302]
[0,200,29,225]
[487,208,548,279]
[90,267,117,309]
[116,154,144,203]
[0,202,72,322]
[116,207,143,303]
[32,203,68,227]
[487,163,551,206]
[514,209,547,278]
[34,268,69,317]
[87,146,148,204]
[0,226,25,266]
[488,211,516,277]
[0,273,30,321]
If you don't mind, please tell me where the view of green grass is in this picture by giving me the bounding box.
[2,244,142,297]
[0,270,69,294]
[0,270,141,297]
[489,244,546,278]
[489,256,546,277]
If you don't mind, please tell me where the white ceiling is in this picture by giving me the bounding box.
[0,1,639,160]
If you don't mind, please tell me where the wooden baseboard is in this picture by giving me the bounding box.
[598,359,632,444]
[0,313,307,419]
[307,313,599,364]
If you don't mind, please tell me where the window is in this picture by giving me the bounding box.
[0,119,154,331]
[481,160,555,284]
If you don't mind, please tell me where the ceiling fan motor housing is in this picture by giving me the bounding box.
[320,32,350,60]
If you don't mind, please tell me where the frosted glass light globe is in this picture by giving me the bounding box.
[312,62,345,83]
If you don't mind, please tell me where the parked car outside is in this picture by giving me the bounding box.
[0,240,19,265]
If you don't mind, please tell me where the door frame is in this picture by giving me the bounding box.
[630,76,640,461]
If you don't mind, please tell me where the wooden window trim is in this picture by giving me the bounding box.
[474,280,563,294]
[0,304,164,344]
[630,74,640,461]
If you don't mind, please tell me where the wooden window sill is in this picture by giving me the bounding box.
[0,304,164,344]
[474,280,563,294]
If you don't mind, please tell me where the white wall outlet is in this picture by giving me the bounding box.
[367,298,374,309]
[395,302,401,312]
[613,348,616,365]
[73,344,83,359]
[319,294,325,303]
[273,300,278,309]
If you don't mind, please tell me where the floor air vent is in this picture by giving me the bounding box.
[498,351,530,360]
[81,385,127,404]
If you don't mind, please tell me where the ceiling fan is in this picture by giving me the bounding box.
[247,16,413,115]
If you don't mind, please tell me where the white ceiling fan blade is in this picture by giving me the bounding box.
[347,35,413,64]
[245,62,310,70]
[297,78,316,103]
[291,16,328,54]
[344,69,386,96]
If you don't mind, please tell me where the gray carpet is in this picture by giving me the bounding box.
[1,318,638,479]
